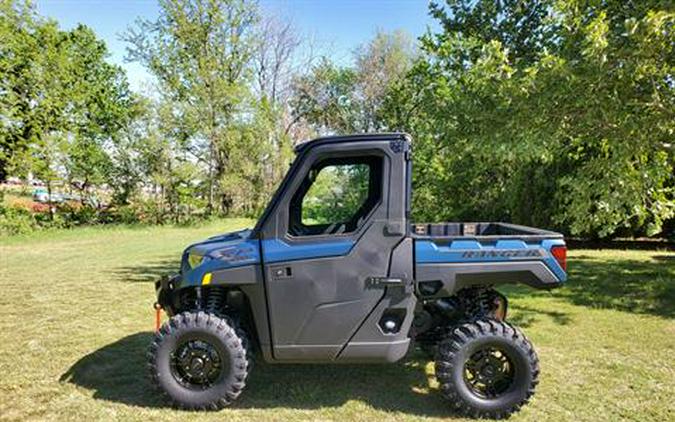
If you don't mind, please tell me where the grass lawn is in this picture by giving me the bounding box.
[1,219,673,421]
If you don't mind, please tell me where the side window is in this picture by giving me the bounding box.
[289,156,383,236]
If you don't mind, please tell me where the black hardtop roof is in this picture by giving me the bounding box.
[294,132,410,153]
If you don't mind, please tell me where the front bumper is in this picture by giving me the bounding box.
[155,273,181,314]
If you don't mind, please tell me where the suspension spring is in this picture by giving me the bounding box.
[205,288,226,315]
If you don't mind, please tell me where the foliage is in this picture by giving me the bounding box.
[2,0,298,231]
[218,100,294,216]
[302,163,370,225]
[292,30,416,134]
[125,0,267,214]
[1,0,673,239]
[0,190,74,235]
[291,59,360,134]
[0,206,37,235]
[0,190,37,235]
[0,0,136,213]
[382,0,674,238]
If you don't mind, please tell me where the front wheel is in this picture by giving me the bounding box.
[148,311,250,410]
[435,319,539,419]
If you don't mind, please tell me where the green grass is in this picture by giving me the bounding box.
[1,220,674,421]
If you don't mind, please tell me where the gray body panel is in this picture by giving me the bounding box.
[199,263,274,360]
[212,264,261,285]
[415,261,561,298]
[338,237,415,362]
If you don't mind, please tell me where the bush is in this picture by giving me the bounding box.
[0,205,38,236]
[57,202,99,226]
[131,199,166,224]
[0,188,220,237]
[0,191,79,236]
[100,204,141,225]
[31,202,51,213]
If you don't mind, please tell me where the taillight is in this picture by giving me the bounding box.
[551,245,567,271]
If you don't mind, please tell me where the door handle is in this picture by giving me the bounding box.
[366,277,405,287]
[272,266,292,279]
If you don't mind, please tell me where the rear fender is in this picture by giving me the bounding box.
[414,238,567,298]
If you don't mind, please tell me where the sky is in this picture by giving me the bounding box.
[35,0,437,93]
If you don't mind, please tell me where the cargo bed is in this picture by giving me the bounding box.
[410,222,564,240]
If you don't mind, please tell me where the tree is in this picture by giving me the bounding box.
[428,0,558,66]
[384,0,674,238]
[354,29,417,132]
[291,30,416,135]
[253,15,301,106]
[123,0,259,214]
[291,59,359,134]
[1,0,135,207]
[62,25,136,203]
[0,0,49,182]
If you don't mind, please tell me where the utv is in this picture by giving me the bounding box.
[150,133,567,418]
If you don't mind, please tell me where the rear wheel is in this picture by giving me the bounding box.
[148,311,249,410]
[435,319,539,419]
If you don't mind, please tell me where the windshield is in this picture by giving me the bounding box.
[251,152,303,237]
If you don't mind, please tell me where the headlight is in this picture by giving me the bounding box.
[187,252,210,269]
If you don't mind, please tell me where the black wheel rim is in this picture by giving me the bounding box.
[170,338,227,390]
[463,346,516,399]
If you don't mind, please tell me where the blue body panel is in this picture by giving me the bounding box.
[262,238,355,263]
[181,228,566,287]
[182,230,261,286]
[415,238,567,282]
[181,230,356,285]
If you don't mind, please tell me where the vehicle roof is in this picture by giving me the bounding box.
[293,132,409,154]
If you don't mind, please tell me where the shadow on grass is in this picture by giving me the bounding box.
[60,332,449,416]
[111,257,180,283]
[566,239,674,251]
[60,333,164,407]
[505,255,675,319]
[507,304,572,328]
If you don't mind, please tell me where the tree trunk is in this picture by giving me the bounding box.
[207,141,214,215]
[46,180,54,220]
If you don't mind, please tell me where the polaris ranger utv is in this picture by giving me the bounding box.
[151,133,567,418]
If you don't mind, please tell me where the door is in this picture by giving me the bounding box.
[259,141,410,361]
